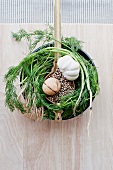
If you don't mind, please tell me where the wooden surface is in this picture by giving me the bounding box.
[0,24,113,170]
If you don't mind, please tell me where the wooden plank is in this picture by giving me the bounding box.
[0,24,113,170]
[0,25,24,170]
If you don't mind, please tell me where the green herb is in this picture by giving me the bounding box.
[12,25,54,53]
[5,26,99,120]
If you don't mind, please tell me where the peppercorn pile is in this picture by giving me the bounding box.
[47,68,75,103]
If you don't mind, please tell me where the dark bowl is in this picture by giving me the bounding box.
[20,42,97,120]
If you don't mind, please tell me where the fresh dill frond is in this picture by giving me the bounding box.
[5,26,99,120]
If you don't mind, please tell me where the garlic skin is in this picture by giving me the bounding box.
[57,55,80,81]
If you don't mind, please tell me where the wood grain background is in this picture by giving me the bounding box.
[0,24,113,170]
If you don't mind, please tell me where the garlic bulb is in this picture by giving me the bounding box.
[57,55,80,81]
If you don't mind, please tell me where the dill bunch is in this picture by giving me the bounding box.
[5,27,99,120]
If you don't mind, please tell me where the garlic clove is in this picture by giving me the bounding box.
[63,72,79,81]
[64,69,80,76]
[57,55,72,71]
[68,61,80,70]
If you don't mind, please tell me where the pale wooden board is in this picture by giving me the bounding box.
[0,24,113,170]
